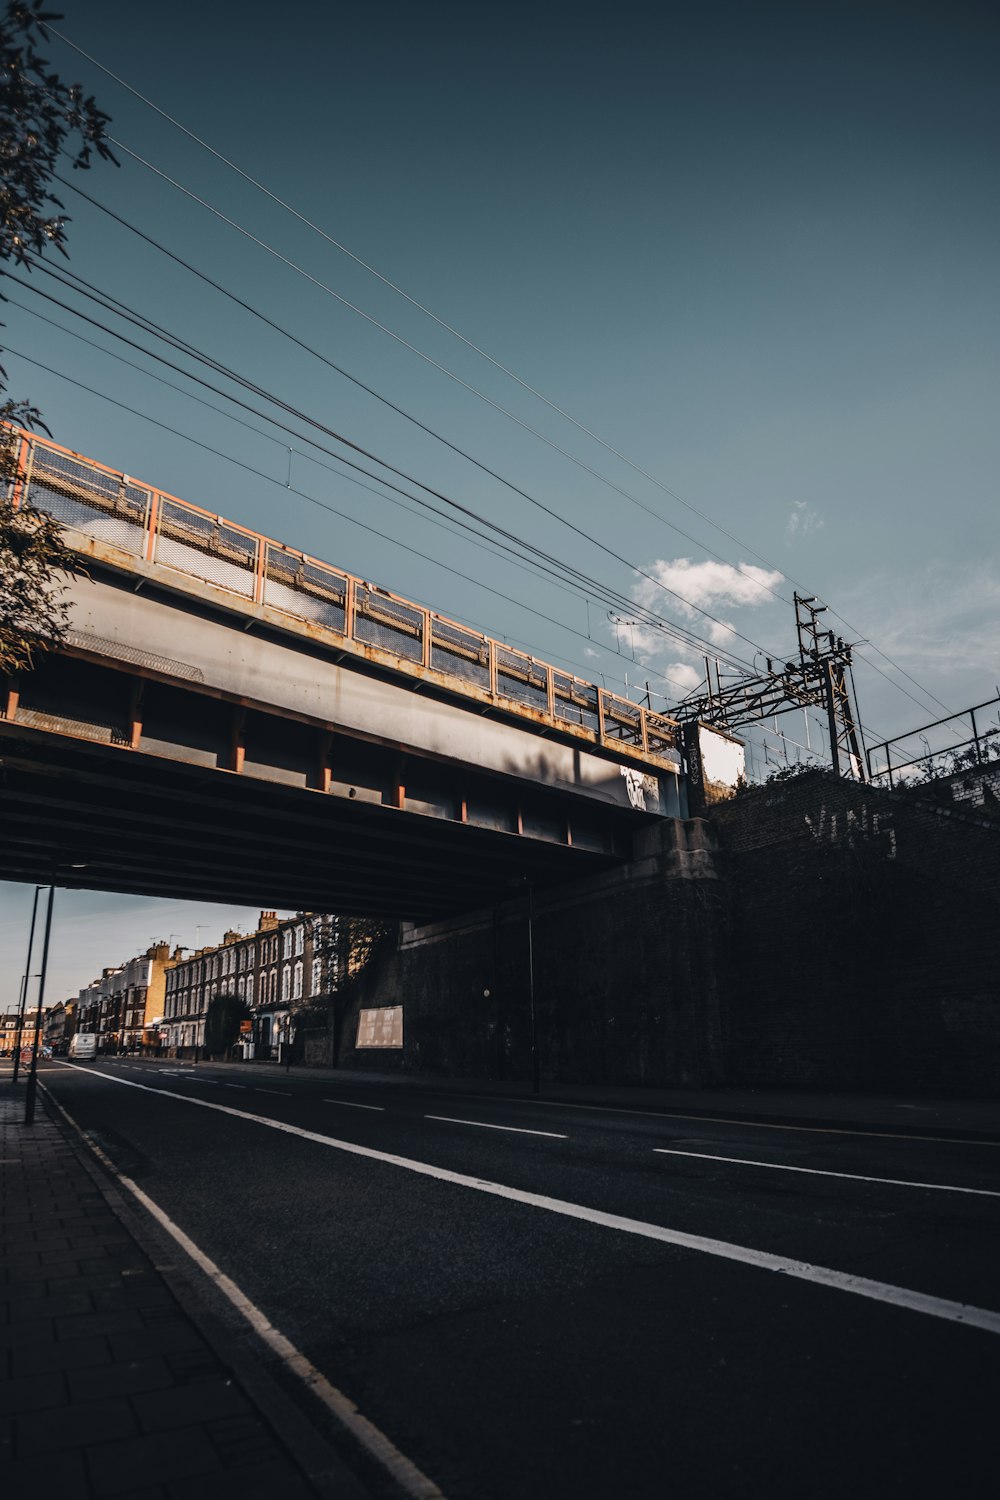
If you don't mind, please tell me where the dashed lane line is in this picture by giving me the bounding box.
[426,1114,567,1140]
[653,1147,1000,1198]
[324,1098,385,1111]
[526,1097,1000,1147]
[49,1063,1000,1336]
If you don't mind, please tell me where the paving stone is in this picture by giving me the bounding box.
[0,1368,67,1412]
[167,1461,316,1499]
[5,1446,90,1499]
[8,1290,94,1320]
[16,1394,137,1455]
[67,1355,173,1402]
[0,1319,56,1351]
[133,1378,249,1433]
[55,1309,147,1339]
[87,1426,222,1493]
[108,1324,205,1362]
[13,1333,111,1376]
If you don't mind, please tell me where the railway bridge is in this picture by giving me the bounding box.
[1,432,693,918]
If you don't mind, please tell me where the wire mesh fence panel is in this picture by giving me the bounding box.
[155,500,257,598]
[354,585,424,661]
[645,712,679,759]
[26,446,150,556]
[602,693,644,747]
[264,549,347,632]
[15,703,130,746]
[495,645,549,713]
[430,618,490,689]
[552,670,600,734]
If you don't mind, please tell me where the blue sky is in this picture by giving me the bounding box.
[2,0,998,1006]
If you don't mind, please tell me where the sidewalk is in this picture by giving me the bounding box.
[0,1079,372,1500]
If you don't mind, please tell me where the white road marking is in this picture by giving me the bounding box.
[527,1097,1000,1147]
[42,1086,446,1500]
[325,1098,385,1111]
[49,1063,1000,1335]
[426,1114,567,1140]
[218,1083,248,1090]
[653,1147,1000,1198]
[255,1087,290,1096]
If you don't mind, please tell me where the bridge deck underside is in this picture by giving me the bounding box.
[0,724,620,919]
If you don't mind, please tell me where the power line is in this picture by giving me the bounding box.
[7,341,704,700]
[56,169,782,620]
[11,258,769,669]
[47,23,954,722]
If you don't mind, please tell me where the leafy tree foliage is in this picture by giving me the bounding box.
[0,1,115,268]
[0,2,115,673]
[204,991,251,1057]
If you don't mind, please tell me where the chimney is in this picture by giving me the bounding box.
[258,910,279,931]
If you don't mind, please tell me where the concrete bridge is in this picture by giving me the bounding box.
[1,432,690,918]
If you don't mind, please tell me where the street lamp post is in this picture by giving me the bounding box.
[24,885,55,1126]
[527,881,539,1096]
[12,885,42,1084]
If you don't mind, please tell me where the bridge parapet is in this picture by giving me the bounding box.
[8,429,680,776]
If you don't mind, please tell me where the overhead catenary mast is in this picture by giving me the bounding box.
[668,594,867,781]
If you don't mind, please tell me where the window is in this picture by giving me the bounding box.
[269,970,277,1004]
[282,928,292,959]
[293,962,303,1000]
[246,974,254,1006]
[294,925,304,956]
[282,967,291,1004]
[311,958,322,996]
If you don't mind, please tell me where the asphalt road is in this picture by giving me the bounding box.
[38,1059,1000,1500]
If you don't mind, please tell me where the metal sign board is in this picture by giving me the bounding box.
[356,1005,403,1049]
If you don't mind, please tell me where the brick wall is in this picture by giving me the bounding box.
[338,819,729,1088]
[330,768,999,1097]
[711,769,1000,1094]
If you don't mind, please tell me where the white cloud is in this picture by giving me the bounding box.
[634,558,784,620]
[665,661,702,693]
[786,501,824,540]
[583,646,600,659]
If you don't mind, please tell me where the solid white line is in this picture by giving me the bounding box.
[426,1114,567,1140]
[42,1085,445,1500]
[526,1097,1000,1147]
[50,1063,1000,1336]
[325,1098,385,1111]
[652,1147,1000,1198]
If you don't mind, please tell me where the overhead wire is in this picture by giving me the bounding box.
[45,23,955,722]
[105,140,957,724]
[10,257,770,669]
[55,168,779,615]
[5,340,702,699]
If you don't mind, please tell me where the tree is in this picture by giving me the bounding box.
[0,483,80,669]
[1,2,115,671]
[204,991,250,1057]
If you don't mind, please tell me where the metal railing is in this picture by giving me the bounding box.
[867,696,1000,787]
[8,429,681,772]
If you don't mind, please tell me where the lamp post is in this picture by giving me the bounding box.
[24,885,55,1126]
[11,885,41,1084]
[527,881,539,1096]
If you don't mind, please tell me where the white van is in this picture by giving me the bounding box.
[69,1033,98,1060]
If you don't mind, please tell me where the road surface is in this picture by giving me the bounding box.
[38,1059,1000,1499]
